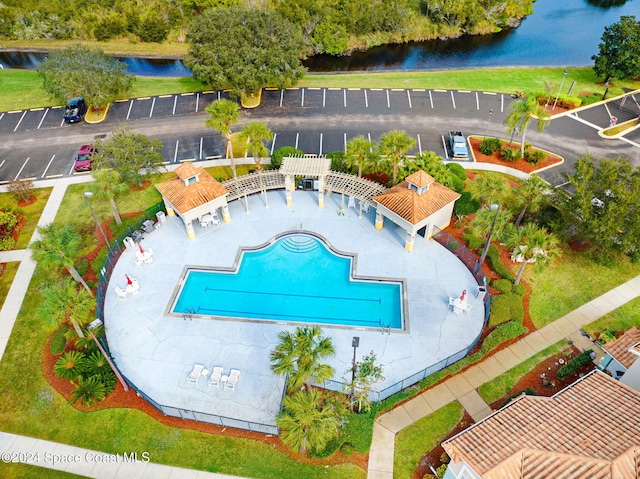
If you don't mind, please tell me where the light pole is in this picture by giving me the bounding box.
[483,109,493,139]
[83,191,110,247]
[552,70,568,111]
[88,320,129,392]
[474,204,500,274]
[350,337,360,411]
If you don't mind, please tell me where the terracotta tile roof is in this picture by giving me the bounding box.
[373,171,460,224]
[602,327,640,369]
[155,165,228,215]
[443,370,640,479]
[405,170,435,188]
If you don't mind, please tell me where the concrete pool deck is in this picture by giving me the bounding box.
[104,189,485,430]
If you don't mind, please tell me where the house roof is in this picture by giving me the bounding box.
[155,164,229,214]
[442,370,640,479]
[602,327,640,369]
[373,171,460,224]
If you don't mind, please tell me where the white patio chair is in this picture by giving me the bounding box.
[115,287,128,300]
[361,202,370,213]
[348,196,356,208]
[224,369,241,392]
[208,366,224,388]
[187,364,204,386]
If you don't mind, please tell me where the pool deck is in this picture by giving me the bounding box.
[105,189,484,430]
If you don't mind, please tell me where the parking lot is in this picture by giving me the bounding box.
[0,87,639,183]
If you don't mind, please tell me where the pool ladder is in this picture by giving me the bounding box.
[183,308,196,321]
[380,321,391,335]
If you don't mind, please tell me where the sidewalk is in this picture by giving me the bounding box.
[367,275,640,479]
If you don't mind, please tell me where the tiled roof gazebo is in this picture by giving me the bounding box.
[373,170,461,251]
[155,163,230,239]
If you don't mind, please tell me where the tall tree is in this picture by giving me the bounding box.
[379,130,416,185]
[467,172,509,208]
[270,326,335,392]
[185,8,306,95]
[38,278,95,337]
[205,99,240,177]
[241,121,274,171]
[93,126,164,187]
[472,206,513,243]
[506,223,561,285]
[345,136,377,177]
[38,44,135,109]
[592,16,640,85]
[511,175,549,227]
[88,170,128,225]
[344,351,384,413]
[504,96,550,156]
[29,224,92,294]
[276,390,343,455]
[398,151,455,186]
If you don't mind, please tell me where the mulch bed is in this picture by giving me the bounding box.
[469,137,563,174]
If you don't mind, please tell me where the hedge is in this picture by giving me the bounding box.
[454,191,480,216]
[557,350,594,380]
[499,388,537,408]
[50,324,70,355]
[489,293,524,327]
[462,232,485,250]
[446,162,467,181]
[487,244,514,280]
[270,146,303,169]
[491,278,525,296]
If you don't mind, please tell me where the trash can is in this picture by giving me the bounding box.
[476,286,487,301]
[156,211,166,224]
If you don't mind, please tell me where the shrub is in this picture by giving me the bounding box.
[54,350,88,380]
[479,137,502,155]
[448,175,464,193]
[138,15,170,42]
[557,350,594,380]
[326,151,347,172]
[270,146,303,169]
[50,324,69,355]
[74,258,90,277]
[501,147,522,162]
[91,246,108,278]
[340,442,355,456]
[525,149,546,165]
[447,241,459,251]
[499,388,536,408]
[454,192,480,216]
[486,244,514,280]
[446,162,467,181]
[7,179,34,202]
[462,233,485,250]
[93,16,126,41]
[491,279,525,296]
[312,410,375,457]
[489,293,524,326]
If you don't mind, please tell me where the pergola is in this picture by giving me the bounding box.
[279,155,332,207]
[155,163,231,239]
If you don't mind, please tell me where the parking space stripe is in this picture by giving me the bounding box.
[30,107,44,111]
[265,87,279,91]
[115,99,128,103]
[159,94,172,98]
[202,91,216,94]
[196,93,200,112]
[319,133,323,156]
[286,87,300,90]
[271,133,277,155]
[301,88,305,107]
[217,91,221,101]
[181,93,194,96]
[308,87,321,90]
[8,110,22,113]
[328,88,341,90]
[483,92,497,95]
[41,154,55,178]
[450,91,456,109]
[344,89,347,108]
[367,133,372,144]
[68,162,75,176]
[501,94,504,113]
[199,138,203,160]
[0,113,3,121]
[441,135,449,159]
[173,141,179,162]
[13,111,27,132]
[137,97,151,100]
[149,97,156,117]
[14,157,29,180]
[458,90,471,93]
[280,90,284,107]
[173,96,178,115]
[386,90,390,108]
[126,100,134,120]
[0,159,5,168]
[205,155,222,160]
[295,133,299,149]
[370,88,383,91]
[364,90,368,108]
[391,89,403,91]
[407,90,412,109]
[417,134,422,155]
[475,92,479,110]
[37,108,49,129]
[323,89,326,107]
[180,158,196,162]
[412,89,426,92]
[428,91,434,109]
[344,133,347,152]
[433,89,446,92]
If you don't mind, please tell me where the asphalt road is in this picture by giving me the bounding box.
[0,87,639,185]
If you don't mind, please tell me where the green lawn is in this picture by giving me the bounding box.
[0,188,52,249]
[582,297,640,338]
[393,402,463,479]
[0,462,90,479]
[0,262,20,311]
[526,249,640,328]
[477,341,567,404]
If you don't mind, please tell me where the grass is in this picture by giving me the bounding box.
[0,188,52,249]
[582,297,640,338]
[2,66,639,112]
[0,262,20,310]
[477,341,567,404]
[0,463,90,479]
[526,249,640,328]
[393,402,463,479]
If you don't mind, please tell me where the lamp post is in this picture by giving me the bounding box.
[474,204,500,274]
[88,320,129,392]
[552,70,568,111]
[350,336,360,411]
[483,109,493,139]
[83,191,110,247]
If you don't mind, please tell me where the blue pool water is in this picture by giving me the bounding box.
[172,234,403,329]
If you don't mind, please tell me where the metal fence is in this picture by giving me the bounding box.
[94,202,281,436]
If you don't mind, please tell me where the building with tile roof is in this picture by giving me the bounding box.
[155,163,230,239]
[373,170,460,251]
[442,370,640,479]
[599,327,640,390]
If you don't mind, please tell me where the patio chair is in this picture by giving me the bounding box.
[208,366,224,388]
[361,202,370,213]
[115,287,128,300]
[348,196,356,208]
[224,369,241,392]
[187,364,204,386]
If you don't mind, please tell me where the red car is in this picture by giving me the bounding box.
[74,144,98,172]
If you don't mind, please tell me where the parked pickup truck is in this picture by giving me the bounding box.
[448,131,469,159]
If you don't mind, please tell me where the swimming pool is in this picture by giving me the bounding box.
[170,233,405,330]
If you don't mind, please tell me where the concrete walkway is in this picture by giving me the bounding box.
[367,275,640,479]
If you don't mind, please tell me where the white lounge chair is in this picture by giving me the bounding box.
[208,366,224,388]
[224,369,241,392]
[348,196,356,208]
[361,201,370,213]
[115,287,128,300]
[187,364,204,386]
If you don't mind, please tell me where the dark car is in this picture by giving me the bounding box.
[73,144,98,172]
[63,97,87,123]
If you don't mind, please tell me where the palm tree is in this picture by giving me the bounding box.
[379,130,416,185]
[398,151,449,185]
[471,207,513,244]
[30,224,92,294]
[88,169,128,225]
[54,351,88,380]
[205,99,240,177]
[467,172,510,208]
[270,326,335,392]
[240,121,274,171]
[71,376,107,407]
[345,136,376,177]
[506,223,562,285]
[38,277,95,337]
[504,96,551,156]
[512,175,549,227]
[276,389,342,454]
